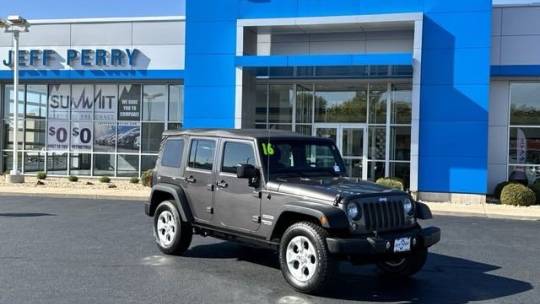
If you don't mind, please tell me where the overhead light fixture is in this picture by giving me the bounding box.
[7,15,29,26]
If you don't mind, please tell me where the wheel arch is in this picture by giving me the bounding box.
[149,184,193,222]
[270,202,349,241]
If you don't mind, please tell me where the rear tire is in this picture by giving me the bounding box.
[153,201,192,255]
[279,222,334,294]
[376,247,428,278]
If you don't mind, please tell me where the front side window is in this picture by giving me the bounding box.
[162,139,184,168]
[188,139,215,171]
[221,142,256,174]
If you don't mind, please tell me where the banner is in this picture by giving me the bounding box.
[118,85,141,121]
[47,120,70,150]
[71,122,93,151]
[48,85,70,120]
[94,122,116,152]
[517,128,527,165]
[117,122,141,153]
[95,85,118,121]
[71,85,94,121]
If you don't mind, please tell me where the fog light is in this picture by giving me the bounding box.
[412,237,417,246]
[386,241,391,250]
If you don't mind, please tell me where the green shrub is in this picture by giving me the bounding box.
[500,183,536,206]
[376,177,405,191]
[494,181,515,199]
[529,180,540,204]
[68,175,79,182]
[36,172,47,180]
[99,176,111,183]
[141,170,153,187]
[130,177,140,184]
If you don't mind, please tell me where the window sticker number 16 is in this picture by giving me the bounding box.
[261,143,275,156]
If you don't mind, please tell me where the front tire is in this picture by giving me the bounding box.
[376,247,428,278]
[153,201,192,255]
[279,222,334,294]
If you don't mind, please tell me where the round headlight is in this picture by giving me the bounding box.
[346,202,361,221]
[403,198,414,216]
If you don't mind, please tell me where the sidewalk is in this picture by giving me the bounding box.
[1,183,539,220]
[423,202,540,221]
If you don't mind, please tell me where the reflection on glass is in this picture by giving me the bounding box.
[5,119,24,150]
[169,85,184,122]
[315,84,367,123]
[509,127,540,165]
[141,155,158,172]
[390,162,410,188]
[390,127,411,161]
[268,85,293,123]
[343,159,363,178]
[368,161,385,181]
[316,128,337,143]
[47,152,68,175]
[342,128,363,157]
[142,123,165,153]
[368,127,386,160]
[24,152,45,173]
[510,83,540,125]
[2,152,22,173]
[296,84,313,124]
[94,122,116,152]
[508,165,540,185]
[3,85,24,118]
[26,85,47,119]
[391,83,412,124]
[369,84,388,124]
[143,85,167,121]
[117,122,141,153]
[117,154,139,177]
[93,154,115,176]
[24,119,46,150]
[70,153,92,176]
[295,125,312,136]
[255,84,268,124]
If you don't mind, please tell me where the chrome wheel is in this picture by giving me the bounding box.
[156,210,177,247]
[286,236,318,282]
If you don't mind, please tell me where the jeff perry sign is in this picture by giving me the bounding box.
[2,48,139,67]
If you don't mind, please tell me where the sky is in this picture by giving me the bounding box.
[0,0,537,19]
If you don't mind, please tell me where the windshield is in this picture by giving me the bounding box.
[258,139,346,179]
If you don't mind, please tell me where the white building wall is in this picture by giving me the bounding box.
[0,17,185,72]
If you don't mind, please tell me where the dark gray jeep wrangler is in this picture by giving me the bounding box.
[145,129,440,293]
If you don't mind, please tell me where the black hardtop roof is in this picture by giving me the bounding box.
[162,128,330,141]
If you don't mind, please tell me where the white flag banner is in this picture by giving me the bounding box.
[517,128,527,170]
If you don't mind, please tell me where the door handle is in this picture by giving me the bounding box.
[216,180,228,189]
[184,176,196,183]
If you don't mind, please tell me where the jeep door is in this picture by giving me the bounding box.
[213,139,261,232]
[180,137,217,223]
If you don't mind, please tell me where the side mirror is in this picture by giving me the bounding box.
[237,164,258,179]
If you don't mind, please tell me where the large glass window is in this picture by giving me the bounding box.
[509,83,540,185]
[315,83,367,123]
[368,84,388,124]
[143,85,167,121]
[1,83,182,177]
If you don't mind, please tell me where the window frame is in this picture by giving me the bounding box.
[186,137,217,173]
[219,139,258,177]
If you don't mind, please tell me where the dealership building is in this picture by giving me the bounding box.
[1,0,540,203]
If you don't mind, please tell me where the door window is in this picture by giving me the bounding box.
[188,139,215,171]
[221,142,256,174]
[161,139,184,168]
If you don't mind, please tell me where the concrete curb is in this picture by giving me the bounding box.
[0,190,148,202]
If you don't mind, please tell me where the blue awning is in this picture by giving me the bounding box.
[235,53,413,67]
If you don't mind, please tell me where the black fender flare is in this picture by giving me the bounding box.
[149,184,193,222]
[415,202,433,220]
[273,201,349,232]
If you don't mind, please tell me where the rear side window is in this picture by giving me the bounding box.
[161,139,184,168]
[221,142,256,174]
[188,139,216,170]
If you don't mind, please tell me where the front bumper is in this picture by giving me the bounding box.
[326,226,441,256]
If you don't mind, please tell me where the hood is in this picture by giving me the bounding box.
[269,176,401,202]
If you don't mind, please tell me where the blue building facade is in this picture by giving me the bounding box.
[184,0,492,200]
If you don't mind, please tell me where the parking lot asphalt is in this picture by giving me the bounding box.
[0,196,538,304]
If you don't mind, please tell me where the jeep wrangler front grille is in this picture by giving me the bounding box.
[362,199,405,231]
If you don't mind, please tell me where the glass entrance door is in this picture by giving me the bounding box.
[315,124,367,179]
